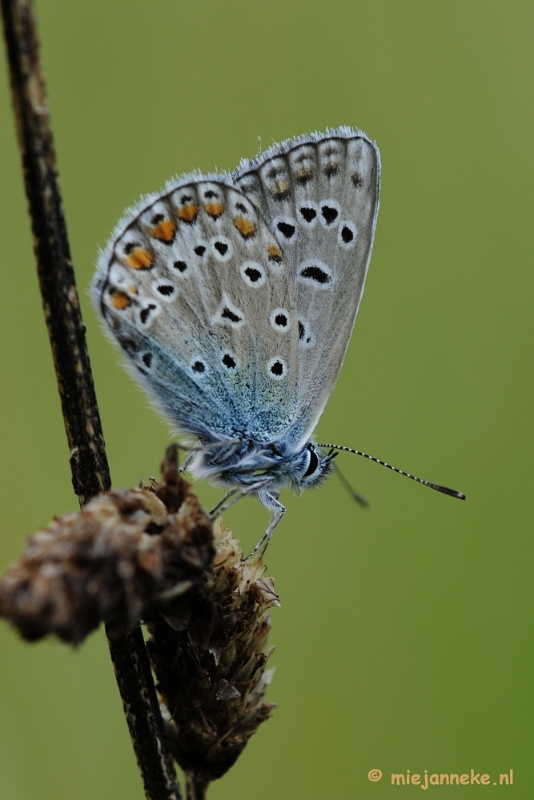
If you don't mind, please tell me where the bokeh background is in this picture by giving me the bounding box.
[0,1,532,798]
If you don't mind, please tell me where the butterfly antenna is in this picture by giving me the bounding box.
[333,462,369,507]
[318,444,466,500]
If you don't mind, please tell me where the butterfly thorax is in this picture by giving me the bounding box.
[190,439,334,494]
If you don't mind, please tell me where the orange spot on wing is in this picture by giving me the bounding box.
[295,167,313,184]
[204,201,224,218]
[267,244,282,262]
[125,247,154,270]
[233,215,257,238]
[323,162,338,177]
[149,218,176,243]
[110,291,131,310]
[270,178,290,198]
[177,202,198,223]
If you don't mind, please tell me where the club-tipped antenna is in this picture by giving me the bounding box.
[333,462,369,507]
[318,443,466,500]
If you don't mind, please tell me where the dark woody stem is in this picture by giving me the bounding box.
[185,772,208,800]
[0,1,181,797]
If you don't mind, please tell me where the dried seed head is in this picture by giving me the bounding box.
[0,445,278,786]
[147,519,279,784]
[0,446,214,644]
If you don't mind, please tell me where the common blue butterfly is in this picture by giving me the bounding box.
[93,127,464,553]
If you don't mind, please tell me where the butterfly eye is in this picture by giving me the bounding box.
[303,447,320,478]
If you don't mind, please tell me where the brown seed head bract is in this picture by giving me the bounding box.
[147,518,279,785]
[0,446,214,643]
[0,445,278,787]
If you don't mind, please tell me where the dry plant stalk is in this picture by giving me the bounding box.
[0,446,278,796]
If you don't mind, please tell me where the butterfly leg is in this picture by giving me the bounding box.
[209,488,241,519]
[178,452,195,474]
[208,489,240,519]
[247,491,286,559]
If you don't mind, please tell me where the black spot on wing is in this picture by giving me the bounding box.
[300,265,331,284]
[222,352,236,370]
[277,220,296,239]
[221,307,242,324]
[321,204,338,225]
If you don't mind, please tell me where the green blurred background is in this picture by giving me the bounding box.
[0,1,532,797]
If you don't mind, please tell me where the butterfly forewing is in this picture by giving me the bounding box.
[234,129,380,449]
[95,178,300,443]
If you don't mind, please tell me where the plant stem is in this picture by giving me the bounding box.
[185,772,208,800]
[0,1,181,797]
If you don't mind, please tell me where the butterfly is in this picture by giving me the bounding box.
[93,126,464,554]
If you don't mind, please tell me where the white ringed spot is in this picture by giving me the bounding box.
[297,259,333,289]
[269,308,291,331]
[337,220,357,249]
[267,356,287,381]
[209,235,234,262]
[318,198,341,228]
[240,261,267,288]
